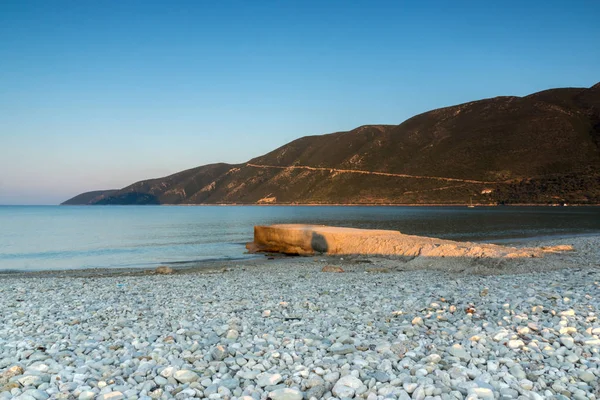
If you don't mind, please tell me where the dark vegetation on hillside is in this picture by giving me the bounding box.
[63,83,600,206]
[61,190,118,205]
[493,170,600,205]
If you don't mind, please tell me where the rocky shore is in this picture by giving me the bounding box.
[1,235,599,400]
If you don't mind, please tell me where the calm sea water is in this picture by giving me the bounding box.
[1,205,599,272]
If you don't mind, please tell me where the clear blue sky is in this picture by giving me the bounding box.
[1,0,599,204]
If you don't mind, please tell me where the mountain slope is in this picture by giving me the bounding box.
[91,163,236,205]
[63,83,600,205]
[61,190,118,205]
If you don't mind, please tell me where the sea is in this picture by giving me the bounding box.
[1,205,599,272]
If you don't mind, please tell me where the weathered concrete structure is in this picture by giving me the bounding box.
[247,224,570,258]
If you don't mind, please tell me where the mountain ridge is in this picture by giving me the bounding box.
[63,83,600,206]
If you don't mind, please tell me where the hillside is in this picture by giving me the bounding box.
[61,190,118,205]
[63,83,600,206]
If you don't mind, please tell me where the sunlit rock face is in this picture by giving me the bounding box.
[247,224,572,258]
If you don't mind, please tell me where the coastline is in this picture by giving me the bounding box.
[1,233,598,278]
[1,234,599,399]
[0,233,600,280]
[5,207,599,275]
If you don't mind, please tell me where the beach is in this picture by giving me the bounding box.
[1,235,599,400]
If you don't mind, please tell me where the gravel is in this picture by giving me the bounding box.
[0,235,599,399]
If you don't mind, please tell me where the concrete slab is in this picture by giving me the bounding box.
[246,224,570,258]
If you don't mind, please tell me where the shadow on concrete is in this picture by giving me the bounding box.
[310,232,329,253]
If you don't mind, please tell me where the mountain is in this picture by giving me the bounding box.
[61,190,118,205]
[63,83,600,206]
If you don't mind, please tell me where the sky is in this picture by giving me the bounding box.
[1,1,599,205]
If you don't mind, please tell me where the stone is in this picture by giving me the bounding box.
[520,379,534,390]
[329,343,355,355]
[1,366,24,381]
[211,345,227,361]
[97,393,124,400]
[155,265,173,274]
[173,370,199,383]
[412,386,425,400]
[321,265,344,273]
[509,366,526,380]
[559,326,577,335]
[324,372,340,382]
[0,382,19,392]
[579,371,595,382]
[267,388,303,400]
[23,389,49,400]
[565,353,579,363]
[448,344,470,360]
[469,387,494,400]
[372,371,390,383]
[17,375,42,387]
[226,329,239,340]
[560,336,575,349]
[78,391,95,400]
[306,385,326,399]
[332,375,363,398]
[508,339,525,349]
[403,383,418,393]
[257,373,282,387]
[160,366,175,378]
[154,376,168,386]
[220,378,239,390]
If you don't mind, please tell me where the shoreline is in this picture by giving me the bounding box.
[1,235,599,399]
[0,256,266,279]
[2,233,599,279]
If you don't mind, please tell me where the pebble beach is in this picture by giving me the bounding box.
[1,235,599,400]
